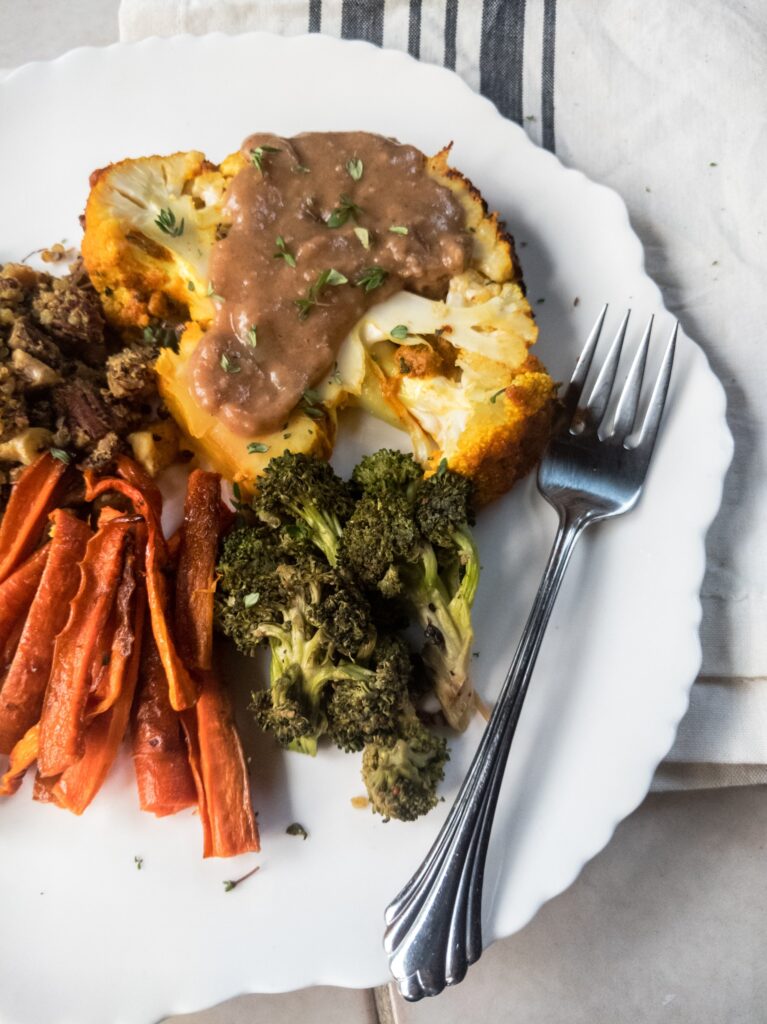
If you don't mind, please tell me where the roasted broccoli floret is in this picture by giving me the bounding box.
[326,634,411,753]
[253,451,356,566]
[341,449,480,731]
[362,699,448,822]
[216,524,378,755]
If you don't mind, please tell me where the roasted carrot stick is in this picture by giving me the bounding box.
[84,469,198,711]
[37,519,132,777]
[88,532,141,718]
[0,453,67,584]
[49,577,147,815]
[0,545,50,669]
[175,470,221,671]
[116,455,163,522]
[182,670,260,858]
[0,512,91,755]
[0,722,39,796]
[131,626,197,817]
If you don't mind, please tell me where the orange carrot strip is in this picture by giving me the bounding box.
[116,454,163,522]
[182,670,260,858]
[0,545,50,667]
[49,579,147,815]
[88,533,141,719]
[84,470,198,711]
[0,453,67,584]
[0,722,39,796]
[0,512,91,755]
[175,470,221,671]
[131,626,197,816]
[37,520,132,777]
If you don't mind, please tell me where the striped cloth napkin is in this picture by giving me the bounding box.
[119,0,767,789]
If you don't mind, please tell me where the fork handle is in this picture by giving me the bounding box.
[384,507,589,1001]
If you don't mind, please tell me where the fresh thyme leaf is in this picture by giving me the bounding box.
[250,145,281,172]
[489,387,506,404]
[49,448,71,464]
[243,591,261,607]
[302,388,323,406]
[187,280,195,291]
[286,822,309,840]
[329,363,342,384]
[155,207,184,237]
[273,235,297,267]
[326,194,362,229]
[283,432,291,439]
[389,225,409,235]
[353,226,371,250]
[247,442,270,454]
[390,324,409,340]
[436,457,448,476]
[294,163,310,174]
[294,268,348,318]
[222,865,260,892]
[246,325,258,347]
[220,353,241,374]
[134,856,143,871]
[205,283,223,301]
[355,266,388,293]
[346,157,363,181]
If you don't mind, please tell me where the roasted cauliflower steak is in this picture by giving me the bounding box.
[82,145,555,502]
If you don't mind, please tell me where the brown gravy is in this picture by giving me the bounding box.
[190,131,470,435]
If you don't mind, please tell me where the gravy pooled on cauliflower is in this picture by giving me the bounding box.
[190,131,471,436]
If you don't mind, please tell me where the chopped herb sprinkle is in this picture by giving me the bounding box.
[247,441,270,454]
[220,353,240,374]
[436,457,448,476]
[346,157,364,181]
[273,235,297,267]
[489,387,506,404]
[286,822,309,840]
[154,207,184,238]
[294,268,348,319]
[355,266,388,293]
[246,325,258,347]
[222,865,260,892]
[243,592,260,607]
[250,145,281,171]
[389,225,409,235]
[326,194,362,229]
[353,226,371,250]
[390,324,409,340]
[49,448,71,464]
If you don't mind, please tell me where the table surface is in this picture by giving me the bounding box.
[0,4,765,1024]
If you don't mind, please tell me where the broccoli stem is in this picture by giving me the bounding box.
[288,501,343,566]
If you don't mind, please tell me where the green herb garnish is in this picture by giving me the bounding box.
[220,353,241,374]
[294,268,349,319]
[250,145,281,172]
[134,856,143,871]
[326,194,362,229]
[243,592,260,607]
[247,441,270,454]
[355,266,388,293]
[389,225,408,235]
[49,448,71,465]
[390,324,409,340]
[222,865,260,892]
[436,457,448,476]
[205,283,223,301]
[301,389,325,420]
[246,325,258,347]
[286,822,309,840]
[489,387,506,404]
[346,157,363,182]
[353,226,370,250]
[273,235,297,268]
[155,207,184,237]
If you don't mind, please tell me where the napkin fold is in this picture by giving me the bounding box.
[118,0,767,789]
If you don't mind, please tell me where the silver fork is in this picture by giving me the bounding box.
[383,306,678,1001]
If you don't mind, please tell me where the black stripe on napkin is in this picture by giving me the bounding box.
[409,0,422,59]
[541,0,557,151]
[308,0,322,32]
[341,0,385,46]
[444,0,458,69]
[479,0,526,124]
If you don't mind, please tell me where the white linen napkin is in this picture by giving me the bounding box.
[118,0,767,788]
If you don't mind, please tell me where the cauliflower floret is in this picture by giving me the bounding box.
[82,152,231,329]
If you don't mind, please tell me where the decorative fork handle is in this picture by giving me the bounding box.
[384,506,590,1000]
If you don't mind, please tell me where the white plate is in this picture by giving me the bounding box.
[0,32,732,1024]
